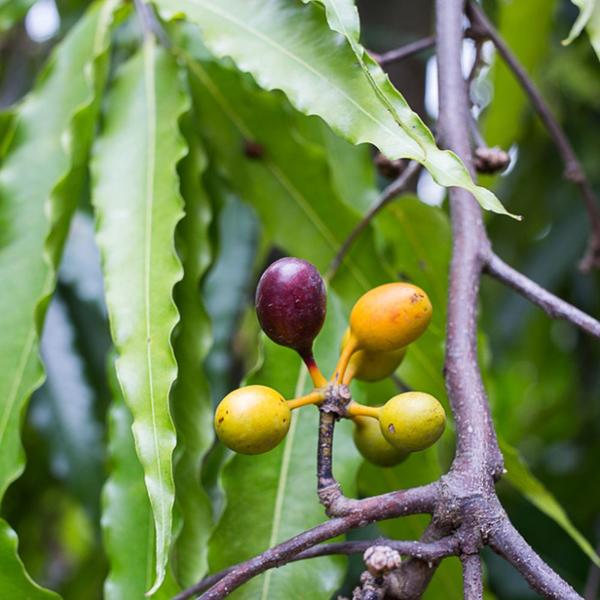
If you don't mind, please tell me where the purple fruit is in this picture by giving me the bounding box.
[255,257,327,355]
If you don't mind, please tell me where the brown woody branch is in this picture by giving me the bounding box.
[484,251,600,338]
[370,36,436,66]
[467,0,600,271]
[176,538,457,599]
[327,161,421,280]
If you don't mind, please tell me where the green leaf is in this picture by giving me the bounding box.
[500,438,600,567]
[184,48,393,301]
[308,0,515,219]
[156,0,514,217]
[170,113,214,586]
[572,0,600,59]
[563,0,596,46]
[208,292,361,599]
[0,0,118,502]
[91,39,188,594]
[0,519,61,599]
[102,364,180,599]
[185,45,448,401]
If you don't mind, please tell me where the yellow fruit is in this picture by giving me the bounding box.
[214,385,291,454]
[341,328,406,382]
[379,392,445,452]
[349,283,432,353]
[352,416,409,467]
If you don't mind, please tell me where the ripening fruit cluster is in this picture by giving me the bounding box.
[213,257,446,467]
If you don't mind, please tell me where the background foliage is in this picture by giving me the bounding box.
[0,0,599,598]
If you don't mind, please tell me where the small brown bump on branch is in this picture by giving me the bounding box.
[374,152,407,180]
[467,0,600,271]
[364,545,402,576]
[473,146,510,174]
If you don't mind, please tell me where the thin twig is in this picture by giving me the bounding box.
[189,484,438,600]
[467,0,600,271]
[484,251,600,339]
[176,537,458,599]
[371,35,436,66]
[326,161,421,280]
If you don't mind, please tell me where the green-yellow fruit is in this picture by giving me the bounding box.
[341,328,406,382]
[379,392,445,452]
[214,385,291,454]
[352,415,409,467]
[349,283,432,353]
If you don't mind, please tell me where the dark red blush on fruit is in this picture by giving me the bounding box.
[255,257,326,354]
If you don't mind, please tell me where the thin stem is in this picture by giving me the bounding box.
[299,349,328,387]
[317,411,336,491]
[391,521,450,599]
[287,390,324,410]
[484,251,600,339]
[173,537,457,599]
[373,35,436,66]
[331,335,358,384]
[461,554,484,600]
[346,403,381,419]
[192,484,438,600]
[467,0,600,271]
[326,161,421,280]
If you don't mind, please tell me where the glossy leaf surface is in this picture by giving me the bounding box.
[91,38,187,593]
[156,0,513,216]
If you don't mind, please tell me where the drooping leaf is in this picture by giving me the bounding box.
[155,0,514,217]
[91,38,188,594]
[208,292,361,599]
[0,519,61,599]
[563,0,596,50]
[0,0,119,503]
[185,46,450,403]
[571,0,600,59]
[170,113,214,586]
[102,364,179,600]
[183,47,394,301]
[500,438,600,567]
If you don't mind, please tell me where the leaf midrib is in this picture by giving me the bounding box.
[141,38,166,561]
